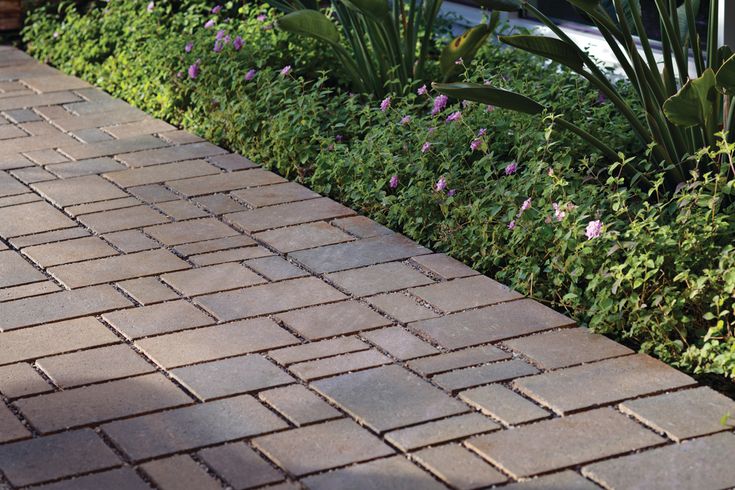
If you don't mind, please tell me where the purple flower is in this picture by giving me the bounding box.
[335,134,344,142]
[596,90,607,104]
[400,115,411,125]
[431,95,448,116]
[213,40,223,52]
[185,41,193,52]
[504,162,517,175]
[204,18,216,28]
[520,197,532,212]
[380,96,391,112]
[427,127,436,134]
[585,220,602,240]
[421,142,431,153]
[211,4,222,13]
[552,202,566,222]
[486,104,495,112]
[477,128,487,137]
[257,14,267,21]
[447,189,457,197]
[280,65,292,76]
[454,57,463,65]
[176,70,183,78]
[188,60,200,79]
[389,175,399,189]
[417,84,428,95]
[446,111,462,123]
[508,220,516,230]
[435,177,447,192]
[216,29,226,40]
[147,1,154,12]
[233,35,244,51]
[245,69,257,81]
[470,139,482,151]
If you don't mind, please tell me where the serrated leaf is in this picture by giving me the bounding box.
[432,82,545,114]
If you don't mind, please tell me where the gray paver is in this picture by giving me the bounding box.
[198,442,284,489]
[254,221,355,253]
[385,413,499,451]
[312,365,467,432]
[411,253,481,279]
[162,263,265,296]
[0,404,29,443]
[144,218,239,246]
[103,300,213,339]
[414,444,507,489]
[277,300,392,340]
[167,169,286,196]
[410,275,522,312]
[0,281,61,303]
[117,141,227,167]
[105,159,219,187]
[226,197,356,233]
[366,293,440,323]
[325,262,434,297]
[0,201,76,238]
[432,359,540,392]
[117,277,179,305]
[331,215,393,238]
[31,467,150,490]
[253,418,394,476]
[231,182,319,207]
[513,354,697,415]
[22,236,117,268]
[32,175,127,207]
[407,345,512,375]
[102,395,288,461]
[459,384,551,425]
[500,471,600,490]
[78,205,169,233]
[289,349,392,380]
[46,157,126,178]
[0,250,45,288]
[139,455,221,490]
[269,337,369,366]
[302,455,444,490]
[245,256,308,281]
[259,384,341,426]
[361,326,439,360]
[0,363,51,398]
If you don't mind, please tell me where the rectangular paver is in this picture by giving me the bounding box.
[198,442,284,489]
[385,413,499,451]
[31,175,127,207]
[144,218,239,246]
[116,142,227,167]
[225,197,356,233]
[0,201,77,238]
[22,236,117,268]
[167,169,286,196]
[0,250,45,288]
[77,205,170,233]
[259,384,341,427]
[0,363,52,398]
[277,300,392,340]
[103,300,213,339]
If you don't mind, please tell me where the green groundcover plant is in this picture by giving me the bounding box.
[22,0,735,381]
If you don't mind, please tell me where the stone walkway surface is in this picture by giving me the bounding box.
[0,45,734,490]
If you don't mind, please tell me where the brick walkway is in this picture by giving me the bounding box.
[0,45,734,489]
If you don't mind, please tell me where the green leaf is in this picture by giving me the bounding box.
[716,54,735,96]
[432,82,545,114]
[499,35,585,72]
[472,0,521,10]
[567,0,601,11]
[276,9,341,45]
[677,0,700,44]
[663,68,718,128]
[440,23,492,81]
[341,0,390,20]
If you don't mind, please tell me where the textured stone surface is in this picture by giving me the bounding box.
[514,354,697,414]
[31,468,150,490]
[77,205,169,233]
[365,293,440,323]
[289,349,391,381]
[269,337,369,366]
[103,300,213,339]
[413,444,507,489]
[0,201,76,238]
[432,358,539,392]
[459,384,551,425]
[259,384,341,427]
[0,404,30,443]
[410,275,523,312]
[144,218,239,246]
[0,250,45,287]
[255,221,355,253]
[325,262,433,297]
[277,300,392,340]
[385,413,499,451]
[139,455,221,490]
[467,408,665,478]
[407,345,512,375]
[500,471,600,490]
[199,442,284,489]
[0,363,51,398]
[162,263,265,296]
[361,326,438,360]
[32,175,127,207]
[231,181,319,207]
[302,456,443,490]
[23,236,117,268]
[167,169,286,196]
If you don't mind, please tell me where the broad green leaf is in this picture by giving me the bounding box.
[717,54,735,95]
[567,0,601,11]
[276,10,341,45]
[472,0,521,10]
[342,0,389,19]
[440,23,492,80]
[718,46,734,68]
[677,0,700,44]
[663,68,718,128]
[499,35,585,71]
[615,0,641,35]
[433,82,545,114]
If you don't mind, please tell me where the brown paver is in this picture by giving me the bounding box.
[103,300,213,339]
[582,432,735,490]
[48,248,188,288]
[102,395,288,461]
[136,317,298,368]
[619,386,735,442]
[171,355,294,401]
[198,442,284,488]
[0,285,132,331]
[277,300,392,340]
[37,344,155,388]
[0,429,121,487]
[302,455,444,490]
[139,455,222,490]
[312,365,467,432]
[459,384,551,425]
[0,363,52,398]
[195,276,346,321]
[259,384,341,426]
[15,373,191,432]
[253,418,394,476]
[467,408,665,478]
[414,444,508,489]
[2,51,731,488]
[513,354,697,414]
[385,413,499,451]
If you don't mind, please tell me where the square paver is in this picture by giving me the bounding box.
[139,455,221,490]
[409,275,523,313]
[193,193,247,215]
[325,262,434,297]
[582,432,735,490]
[0,285,132,331]
[502,327,634,369]
[0,250,45,288]
[37,344,155,388]
[361,326,438,360]
[15,373,191,433]
[0,201,76,238]
[410,298,576,349]
[302,455,444,490]
[103,300,213,339]
[155,199,208,220]
[195,277,346,322]
[103,229,159,253]
[312,365,467,432]
[413,444,508,489]
[253,418,394,476]
[467,408,665,478]
[32,175,127,207]
[22,236,117,268]
[0,429,121,487]
[171,355,294,401]
[245,256,308,281]
[162,263,266,297]
[117,277,179,305]
[102,395,288,461]
[513,354,697,415]
[198,442,284,489]
[259,384,341,426]
[48,249,189,289]
[135,317,298,368]
[619,386,735,442]
[277,300,392,340]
